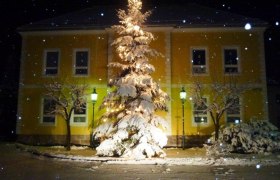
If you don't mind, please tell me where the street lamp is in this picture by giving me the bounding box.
[90,88,98,147]
[180,87,187,150]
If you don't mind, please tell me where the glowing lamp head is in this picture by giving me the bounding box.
[180,87,187,102]
[91,88,98,103]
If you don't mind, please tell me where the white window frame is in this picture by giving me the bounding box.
[223,46,241,75]
[40,97,56,126]
[191,97,210,126]
[225,97,242,124]
[191,47,208,75]
[73,49,90,76]
[43,49,60,76]
[70,103,88,126]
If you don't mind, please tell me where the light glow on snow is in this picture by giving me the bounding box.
[133,25,140,31]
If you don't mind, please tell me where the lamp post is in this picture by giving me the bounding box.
[90,88,98,147]
[180,87,187,150]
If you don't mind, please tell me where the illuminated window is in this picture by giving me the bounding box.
[44,50,59,76]
[226,97,241,123]
[193,98,208,123]
[42,98,56,124]
[224,48,239,74]
[72,104,87,124]
[74,50,89,75]
[192,48,207,74]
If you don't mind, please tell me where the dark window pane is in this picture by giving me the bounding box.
[194,117,207,123]
[45,69,58,75]
[193,67,206,74]
[225,67,238,73]
[194,110,207,115]
[43,99,55,114]
[46,52,59,67]
[74,117,86,123]
[227,108,240,114]
[76,51,88,67]
[227,98,240,114]
[193,50,206,65]
[227,117,240,123]
[224,49,238,65]
[194,100,207,111]
[75,69,88,75]
[43,117,55,123]
[194,105,207,111]
[74,106,86,115]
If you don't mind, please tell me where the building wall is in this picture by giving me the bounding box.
[17,27,268,146]
[267,85,280,128]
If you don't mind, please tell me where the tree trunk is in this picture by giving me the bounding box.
[214,114,220,141]
[65,119,71,151]
[214,123,220,141]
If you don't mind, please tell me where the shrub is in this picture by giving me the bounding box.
[205,121,280,155]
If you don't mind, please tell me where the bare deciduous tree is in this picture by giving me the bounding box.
[45,81,87,150]
[190,76,246,141]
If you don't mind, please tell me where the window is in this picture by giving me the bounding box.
[44,50,59,76]
[192,48,207,74]
[193,98,208,123]
[42,98,56,124]
[226,98,241,123]
[72,104,87,124]
[224,48,239,74]
[74,50,89,75]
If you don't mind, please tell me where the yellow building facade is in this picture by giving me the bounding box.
[16,5,269,147]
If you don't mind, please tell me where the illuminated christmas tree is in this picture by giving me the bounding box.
[93,0,169,159]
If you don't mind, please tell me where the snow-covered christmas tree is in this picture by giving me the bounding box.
[92,0,170,159]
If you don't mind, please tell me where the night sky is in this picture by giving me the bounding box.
[0,0,280,139]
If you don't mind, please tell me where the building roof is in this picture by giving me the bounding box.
[18,3,268,32]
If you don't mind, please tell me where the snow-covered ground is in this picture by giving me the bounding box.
[16,143,280,166]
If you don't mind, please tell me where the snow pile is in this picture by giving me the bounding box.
[205,121,280,155]
[92,0,169,159]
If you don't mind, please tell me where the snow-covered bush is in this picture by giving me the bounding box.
[205,121,280,155]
